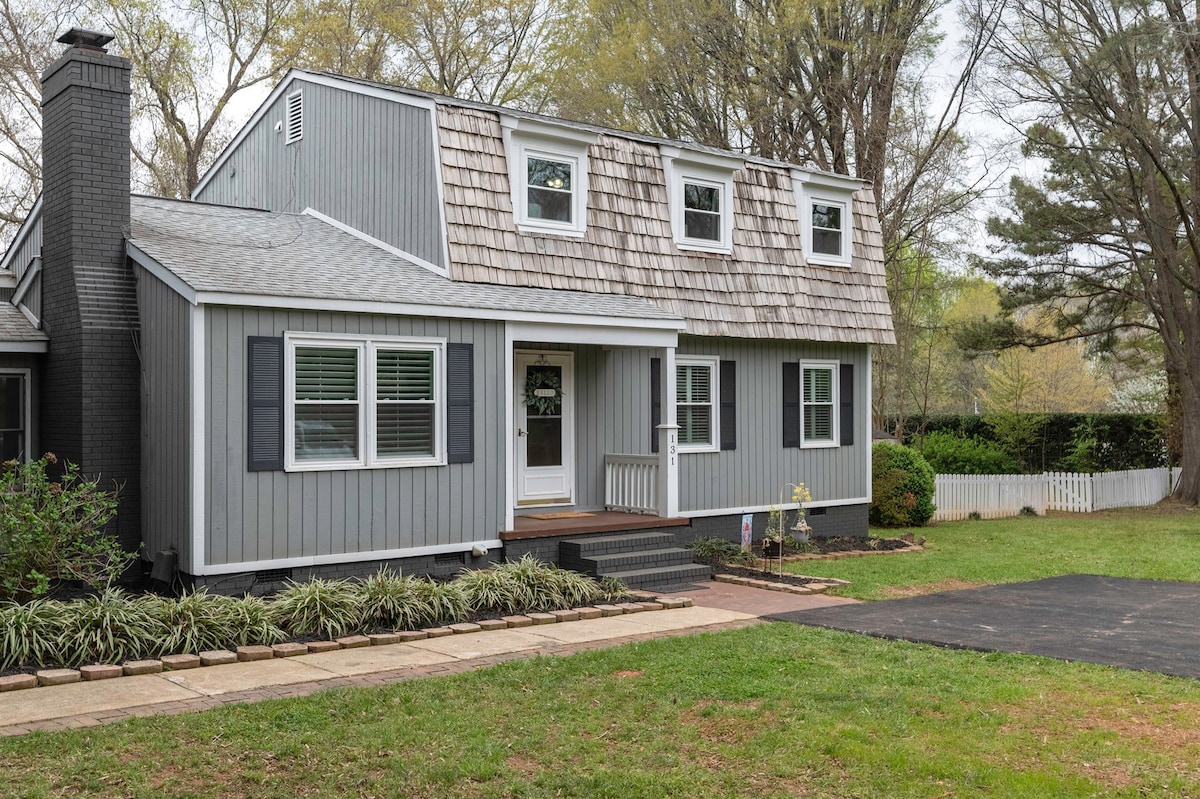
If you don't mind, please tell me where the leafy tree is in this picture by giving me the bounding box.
[979,0,1200,503]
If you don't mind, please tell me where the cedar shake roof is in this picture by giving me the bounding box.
[434,104,894,345]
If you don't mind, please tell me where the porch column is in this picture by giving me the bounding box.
[656,347,679,517]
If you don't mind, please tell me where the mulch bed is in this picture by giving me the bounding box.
[691,536,920,589]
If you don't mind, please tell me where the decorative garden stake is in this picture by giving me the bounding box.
[771,482,813,578]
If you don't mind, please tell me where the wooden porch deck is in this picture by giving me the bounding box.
[500,511,690,541]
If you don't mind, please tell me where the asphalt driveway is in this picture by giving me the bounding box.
[768,574,1200,680]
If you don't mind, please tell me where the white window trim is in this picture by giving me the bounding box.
[501,116,596,237]
[793,169,858,268]
[800,360,839,449]
[284,332,446,472]
[0,369,31,463]
[285,91,303,145]
[676,355,719,453]
[662,146,742,255]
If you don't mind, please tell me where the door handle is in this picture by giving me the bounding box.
[517,428,526,437]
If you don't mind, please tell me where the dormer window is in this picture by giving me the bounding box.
[661,146,743,255]
[793,169,860,267]
[501,115,598,237]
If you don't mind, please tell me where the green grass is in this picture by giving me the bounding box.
[2,623,1199,797]
[792,505,1200,600]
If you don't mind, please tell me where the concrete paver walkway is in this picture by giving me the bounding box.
[0,588,849,736]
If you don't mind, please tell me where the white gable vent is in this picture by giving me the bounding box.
[285,91,303,144]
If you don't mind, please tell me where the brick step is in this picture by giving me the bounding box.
[576,547,697,574]
[601,563,712,590]
[560,531,678,558]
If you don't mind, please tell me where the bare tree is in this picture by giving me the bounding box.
[0,0,80,240]
[98,0,298,197]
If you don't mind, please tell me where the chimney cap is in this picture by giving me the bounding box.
[56,28,114,51]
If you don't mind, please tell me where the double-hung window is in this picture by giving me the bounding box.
[676,356,719,452]
[287,334,445,470]
[802,363,837,446]
[793,169,859,267]
[501,115,597,236]
[661,146,742,254]
[0,371,29,462]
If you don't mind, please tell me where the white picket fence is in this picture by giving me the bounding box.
[933,467,1182,521]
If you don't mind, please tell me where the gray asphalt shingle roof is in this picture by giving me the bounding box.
[0,302,47,343]
[127,196,681,323]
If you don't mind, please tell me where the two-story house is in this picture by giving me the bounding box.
[0,31,893,592]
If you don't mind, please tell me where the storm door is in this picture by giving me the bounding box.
[515,351,574,505]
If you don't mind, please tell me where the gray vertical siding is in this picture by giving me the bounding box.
[194,80,445,270]
[677,336,870,513]
[136,266,193,567]
[511,338,867,515]
[1,214,41,283]
[205,307,504,567]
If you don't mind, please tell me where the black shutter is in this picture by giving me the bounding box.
[650,357,661,454]
[719,360,736,450]
[247,336,284,471]
[839,363,854,447]
[782,362,801,448]
[446,343,474,464]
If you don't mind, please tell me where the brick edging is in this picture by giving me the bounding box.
[0,617,758,737]
[0,593,691,696]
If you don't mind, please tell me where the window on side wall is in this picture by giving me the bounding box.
[802,363,837,446]
[287,335,445,470]
[0,372,28,462]
[525,152,576,226]
[676,356,719,452]
[682,179,724,243]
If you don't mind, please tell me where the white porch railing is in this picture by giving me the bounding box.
[933,467,1181,521]
[604,454,659,514]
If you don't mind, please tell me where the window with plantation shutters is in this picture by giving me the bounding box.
[294,346,360,463]
[285,334,445,470]
[375,348,435,458]
[676,356,719,452]
[801,362,838,447]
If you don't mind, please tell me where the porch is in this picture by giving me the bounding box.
[500,508,689,542]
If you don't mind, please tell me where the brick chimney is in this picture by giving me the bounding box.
[40,29,141,552]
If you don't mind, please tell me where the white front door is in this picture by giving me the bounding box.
[515,351,574,506]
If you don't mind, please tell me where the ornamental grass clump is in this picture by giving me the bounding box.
[55,589,168,667]
[410,578,469,624]
[270,578,364,639]
[357,568,437,630]
[0,453,133,602]
[0,599,64,670]
[457,565,535,615]
[148,590,252,655]
[226,595,286,647]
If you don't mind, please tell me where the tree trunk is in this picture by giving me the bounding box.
[1173,370,1200,504]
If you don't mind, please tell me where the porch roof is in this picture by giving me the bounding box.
[0,303,47,351]
[127,196,683,326]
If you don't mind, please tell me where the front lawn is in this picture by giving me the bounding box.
[792,505,1200,600]
[2,623,1200,798]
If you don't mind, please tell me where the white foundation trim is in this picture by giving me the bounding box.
[197,540,505,576]
[682,497,870,518]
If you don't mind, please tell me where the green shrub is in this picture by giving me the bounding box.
[358,568,437,630]
[0,454,133,602]
[870,443,936,527]
[919,431,1019,475]
[0,599,64,669]
[462,555,604,613]
[271,578,364,638]
[687,536,744,565]
[55,589,168,667]
[546,567,604,608]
